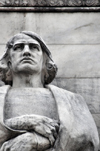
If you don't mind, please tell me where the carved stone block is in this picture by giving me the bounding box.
[0,0,99,6]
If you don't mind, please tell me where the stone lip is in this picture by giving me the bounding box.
[0,0,100,7]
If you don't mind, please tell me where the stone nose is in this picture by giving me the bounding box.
[23,45,31,56]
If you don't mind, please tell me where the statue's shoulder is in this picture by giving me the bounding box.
[47,84,85,104]
[48,84,93,121]
[0,85,10,109]
[0,85,10,94]
[48,85,99,149]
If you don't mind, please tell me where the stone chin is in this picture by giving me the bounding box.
[13,63,42,75]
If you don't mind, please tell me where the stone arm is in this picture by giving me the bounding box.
[2,114,59,151]
[5,114,59,145]
[1,132,50,151]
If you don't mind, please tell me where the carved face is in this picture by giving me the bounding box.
[9,34,44,74]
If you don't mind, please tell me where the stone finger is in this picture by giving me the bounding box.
[48,134,55,146]
[45,122,56,131]
[34,123,52,137]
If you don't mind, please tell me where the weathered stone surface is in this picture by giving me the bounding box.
[93,114,100,128]
[49,45,100,78]
[53,78,100,142]
[0,7,100,12]
[92,114,100,139]
[52,78,100,114]
[38,13,100,45]
[26,13,100,45]
[0,0,99,6]
[0,11,99,150]
[0,31,99,151]
[0,45,5,58]
[0,0,4,6]
[0,13,100,45]
[0,13,26,44]
[92,114,100,149]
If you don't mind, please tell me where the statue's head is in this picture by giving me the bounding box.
[0,31,57,85]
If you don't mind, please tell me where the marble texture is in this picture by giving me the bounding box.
[52,78,100,114]
[0,31,99,151]
[0,0,99,6]
[52,78,100,148]
[0,13,100,45]
[0,12,99,150]
[92,114,100,140]
[37,13,100,45]
[49,45,100,78]
[0,85,99,151]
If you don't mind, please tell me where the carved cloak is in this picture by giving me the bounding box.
[0,85,99,151]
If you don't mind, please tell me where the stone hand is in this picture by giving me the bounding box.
[0,132,50,151]
[5,114,59,145]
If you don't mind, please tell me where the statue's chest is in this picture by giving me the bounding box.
[4,88,59,121]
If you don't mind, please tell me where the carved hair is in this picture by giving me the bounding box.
[0,31,57,85]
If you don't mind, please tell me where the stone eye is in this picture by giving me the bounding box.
[29,44,39,51]
[13,44,24,51]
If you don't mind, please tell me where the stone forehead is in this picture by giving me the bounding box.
[13,38,40,47]
[12,33,40,45]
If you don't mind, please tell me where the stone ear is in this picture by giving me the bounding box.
[44,59,58,84]
[0,56,12,84]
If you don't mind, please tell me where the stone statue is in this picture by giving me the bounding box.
[0,31,99,151]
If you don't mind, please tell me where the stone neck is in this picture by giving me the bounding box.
[12,72,43,88]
